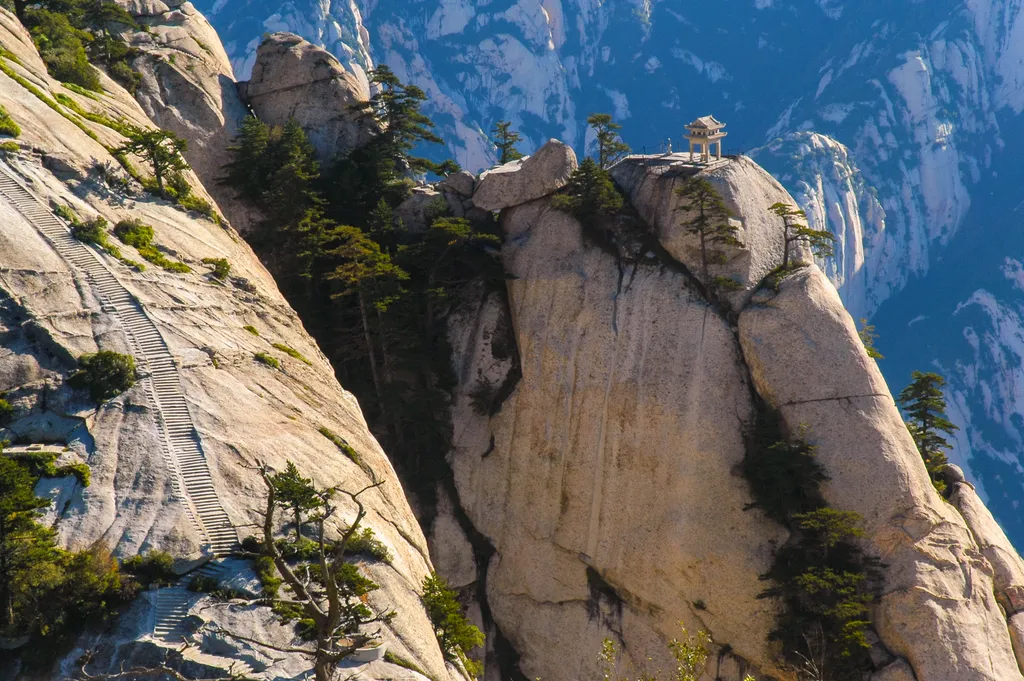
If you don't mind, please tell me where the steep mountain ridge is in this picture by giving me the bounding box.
[0,8,456,679]
[194,0,1024,553]
[5,6,1024,681]
[433,146,1024,681]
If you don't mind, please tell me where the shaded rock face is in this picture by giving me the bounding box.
[239,32,371,161]
[0,9,454,680]
[439,153,1024,681]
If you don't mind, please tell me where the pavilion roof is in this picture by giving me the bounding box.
[686,115,725,130]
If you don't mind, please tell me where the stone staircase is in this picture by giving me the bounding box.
[0,165,241,647]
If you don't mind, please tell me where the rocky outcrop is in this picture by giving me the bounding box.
[950,471,1024,668]
[118,0,259,233]
[611,155,809,305]
[0,9,454,680]
[444,196,784,680]
[439,151,1024,681]
[238,32,371,161]
[739,267,1024,681]
[471,139,577,211]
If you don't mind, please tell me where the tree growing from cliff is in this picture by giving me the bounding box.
[246,462,391,681]
[898,371,957,495]
[675,177,741,283]
[742,414,879,681]
[328,226,410,415]
[551,157,623,222]
[491,119,523,164]
[270,462,323,543]
[114,125,189,197]
[588,113,631,169]
[769,202,835,270]
[351,64,442,175]
[0,451,134,649]
[421,572,485,678]
[858,319,883,360]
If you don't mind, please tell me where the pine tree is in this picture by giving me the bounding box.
[769,202,835,270]
[421,572,485,678]
[223,116,272,202]
[0,457,51,631]
[587,113,630,169]
[858,319,884,359]
[550,157,623,222]
[270,462,323,543]
[675,177,742,282]
[329,226,410,414]
[491,120,523,164]
[114,124,189,196]
[351,65,442,174]
[898,371,958,494]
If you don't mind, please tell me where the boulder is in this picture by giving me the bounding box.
[396,187,456,232]
[439,170,475,197]
[738,266,1024,681]
[239,32,371,160]
[471,139,577,212]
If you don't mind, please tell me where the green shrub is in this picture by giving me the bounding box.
[243,325,260,336]
[12,451,93,487]
[27,10,102,91]
[113,218,154,248]
[318,426,361,465]
[550,157,623,222]
[253,555,281,598]
[254,352,280,369]
[0,104,20,137]
[0,397,13,423]
[0,141,19,154]
[68,350,137,402]
[54,203,79,223]
[272,343,311,365]
[55,462,91,487]
[178,192,221,222]
[121,550,176,587]
[346,527,393,563]
[109,60,141,94]
[112,220,191,273]
[70,216,110,246]
[166,171,190,198]
[201,257,230,280]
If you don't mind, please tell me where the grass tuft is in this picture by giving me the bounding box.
[272,343,312,366]
[254,352,280,369]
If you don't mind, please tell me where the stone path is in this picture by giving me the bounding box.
[0,165,241,648]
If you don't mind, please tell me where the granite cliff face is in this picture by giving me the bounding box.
[430,147,1024,681]
[5,6,1024,681]
[0,8,456,680]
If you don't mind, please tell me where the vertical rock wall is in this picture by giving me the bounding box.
[439,150,1024,681]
